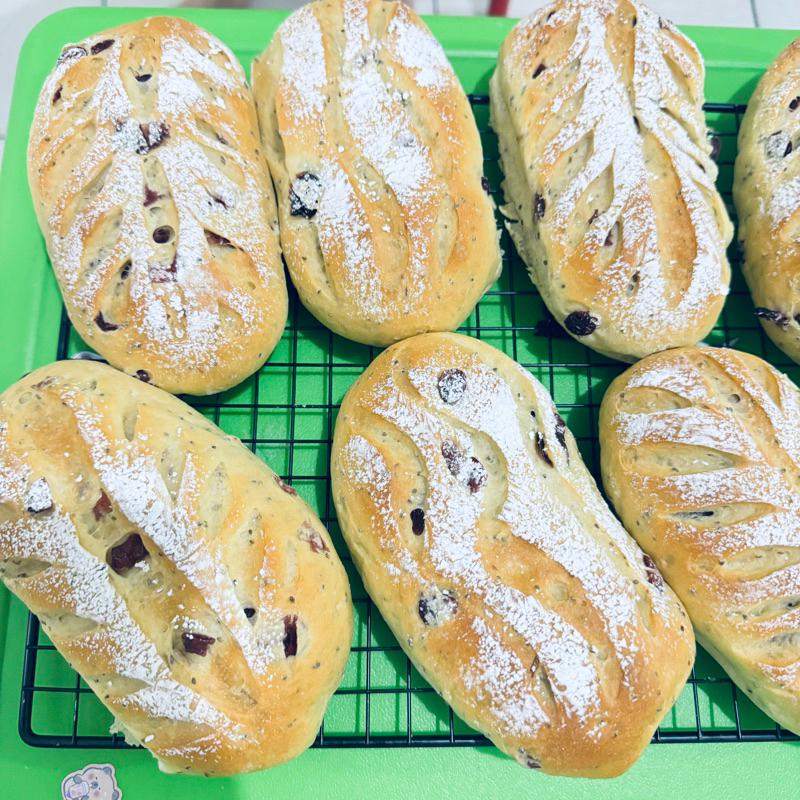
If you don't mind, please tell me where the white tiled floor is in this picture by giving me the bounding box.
[0,0,798,164]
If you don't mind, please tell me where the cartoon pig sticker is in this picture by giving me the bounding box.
[61,764,121,800]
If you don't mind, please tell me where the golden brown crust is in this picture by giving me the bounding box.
[251,0,501,347]
[27,17,287,395]
[490,0,732,362]
[733,37,800,363]
[600,346,800,735]
[0,361,351,775]
[331,332,693,777]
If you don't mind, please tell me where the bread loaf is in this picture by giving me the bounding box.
[733,37,800,364]
[600,345,800,735]
[251,0,501,346]
[27,17,287,395]
[331,332,694,777]
[490,0,732,361]
[0,361,352,774]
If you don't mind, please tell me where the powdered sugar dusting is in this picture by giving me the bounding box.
[340,341,685,740]
[505,0,729,341]
[272,0,477,318]
[608,347,800,659]
[31,17,283,373]
[59,383,275,676]
[0,435,235,739]
[316,159,384,320]
[769,176,800,225]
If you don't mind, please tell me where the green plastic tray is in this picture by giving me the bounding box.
[1,7,799,798]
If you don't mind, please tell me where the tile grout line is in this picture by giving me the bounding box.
[750,0,760,27]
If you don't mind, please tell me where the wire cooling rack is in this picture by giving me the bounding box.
[18,96,800,750]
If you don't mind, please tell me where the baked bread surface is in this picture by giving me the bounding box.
[27,17,287,395]
[733,37,800,363]
[331,332,694,777]
[490,0,732,361]
[600,346,800,735]
[0,361,352,775]
[251,0,501,346]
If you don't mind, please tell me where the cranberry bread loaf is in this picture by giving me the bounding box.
[251,0,501,347]
[0,361,351,775]
[490,0,732,362]
[600,346,800,735]
[331,332,694,777]
[733,38,800,364]
[27,17,287,395]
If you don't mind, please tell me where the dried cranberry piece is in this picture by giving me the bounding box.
[210,193,229,209]
[120,261,131,280]
[136,122,169,154]
[410,508,425,535]
[244,607,256,619]
[148,258,177,283]
[418,592,457,626]
[152,225,174,244]
[135,73,152,83]
[92,490,112,520]
[642,553,663,588]
[604,228,615,247]
[522,754,541,769]
[530,654,540,673]
[465,457,487,493]
[441,440,463,476]
[795,314,800,326]
[289,172,322,219]
[535,432,553,467]
[533,193,546,221]
[90,39,114,55]
[283,614,298,657]
[274,474,297,495]
[298,522,330,555]
[107,533,147,573]
[94,311,119,332]
[564,310,597,336]
[134,370,151,383]
[588,208,599,225]
[709,135,721,161]
[791,96,800,112]
[633,115,641,133]
[57,46,86,65]
[182,632,215,656]
[532,62,546,78]
[480,176,491,194]
[554,413,568,454]
[206,231,232,247]
[437,368,467,404]
[143,185,163,207]
[785,140,794,157]
[52,85,62,104]
[754,307,789,328]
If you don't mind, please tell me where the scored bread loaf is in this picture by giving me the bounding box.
[600,346,800,735]
[490,0,732,362]
[27,17,287,395]
[0,361,352,775]
[331,332,694,777]
[251,0,501,347]
[733,37,800,364]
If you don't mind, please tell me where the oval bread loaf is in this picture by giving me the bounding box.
[0,361,352,775]
[600,346,800,735]
[490,0,732,361]
[251,0,501,346]
[27,17,288,395]
[331,332,694,777]
[733,37,800,364]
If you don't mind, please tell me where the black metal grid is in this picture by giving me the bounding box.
[17,96,800,750]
